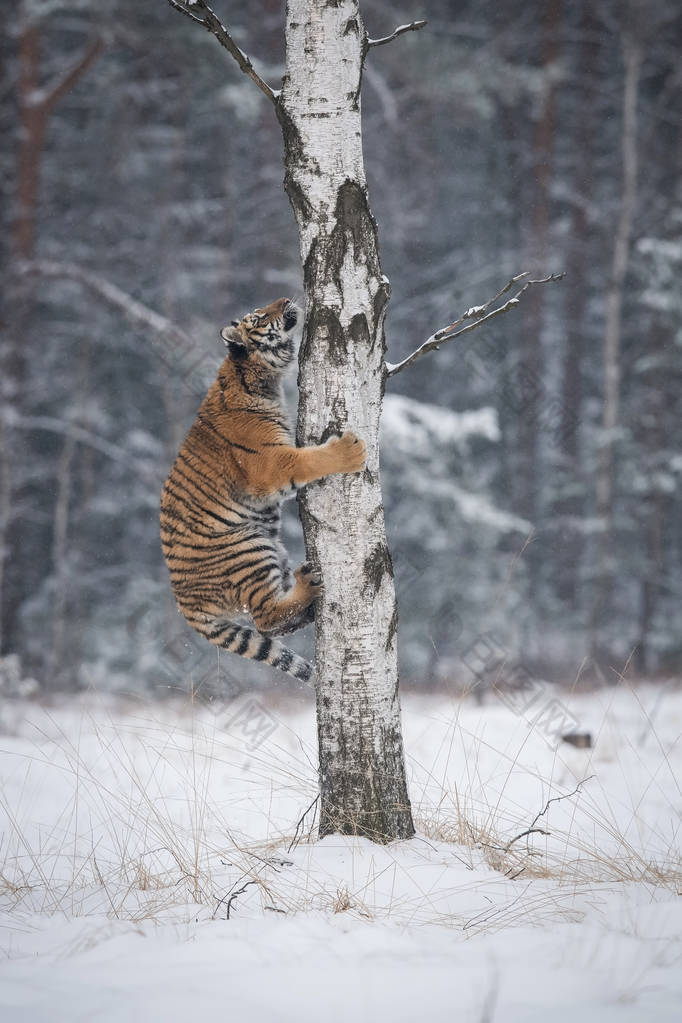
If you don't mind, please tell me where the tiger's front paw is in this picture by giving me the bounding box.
[326,431,367,474]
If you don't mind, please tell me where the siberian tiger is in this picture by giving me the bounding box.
[160,297,366,684]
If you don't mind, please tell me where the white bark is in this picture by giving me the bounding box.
[279,0,413,840]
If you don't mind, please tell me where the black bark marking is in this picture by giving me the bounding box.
[364,542,394,594]
[302,301,347,368]
[327,180,381,294]
[373,276,391,333]
[386,599,399,652]
[348,312,370,351]
[301,233,320,303]
[276,101,303,164]
[284,175,313,223]
[277,101,320,202]
[316,396,347,442]
[368,503,385,524]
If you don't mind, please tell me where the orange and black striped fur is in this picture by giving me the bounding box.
[160,297,366,684]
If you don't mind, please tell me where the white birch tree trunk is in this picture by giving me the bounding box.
[278,0,414,841]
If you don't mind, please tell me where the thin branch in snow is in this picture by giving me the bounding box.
[502,826,550,853]
[527,776,595,833]
[287,794,319,854]
[215,878,260,920]
[166,0,278,103]
[368,20,428,48]
[385,271,565,379]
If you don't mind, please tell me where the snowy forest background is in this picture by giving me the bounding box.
[1,0,681,695]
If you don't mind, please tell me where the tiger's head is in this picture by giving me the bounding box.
[220,297,300,374]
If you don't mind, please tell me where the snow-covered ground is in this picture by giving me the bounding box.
[0,682,680,1022]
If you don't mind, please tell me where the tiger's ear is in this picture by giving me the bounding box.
[220,326,248,362]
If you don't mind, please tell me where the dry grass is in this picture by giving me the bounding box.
[0,686,680,939]
[418,800,682,889]
[413,691,682,892]
[332,885,352,913]
[0,698,305,923]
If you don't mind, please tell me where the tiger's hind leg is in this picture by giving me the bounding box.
[275,598,316,634]
[245,561,321,637]
[262,567,317,635]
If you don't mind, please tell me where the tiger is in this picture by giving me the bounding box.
[160,296,366,684]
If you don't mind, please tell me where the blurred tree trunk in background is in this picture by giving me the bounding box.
[635,463,666,676]
[556,0,598,610]
[1,2,101,658]
[591,34,641,658]
[517,0,560,601]
[13,7,101,263]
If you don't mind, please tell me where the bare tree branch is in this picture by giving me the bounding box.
[41,37,104,115]
[385,271,565,379]
[166,0,277,103]
[368,20,427,48]
[18,259,195,352]
[12,415,130,466]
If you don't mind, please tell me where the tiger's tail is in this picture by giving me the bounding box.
[196,618,313,685]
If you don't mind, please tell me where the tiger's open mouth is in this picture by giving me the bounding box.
[282,303,298,332]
